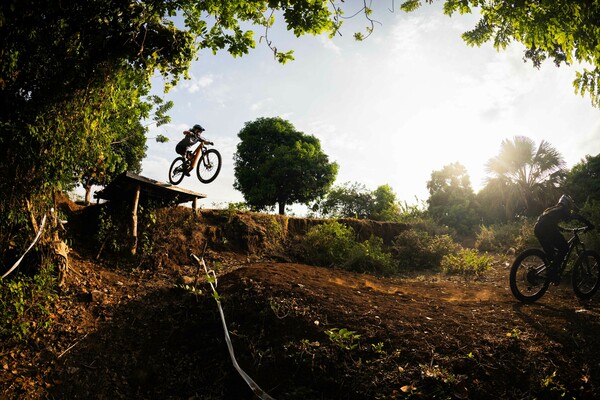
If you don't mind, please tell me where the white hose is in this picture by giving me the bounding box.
[2,214,47,279]
[192,254,276,400]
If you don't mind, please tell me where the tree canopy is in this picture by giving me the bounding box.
[564,153,600,205]
[315,182,401,221]
[233,117,338,215]
[403,0,600,107]
[484,136,565,220]
[427,162,480,234]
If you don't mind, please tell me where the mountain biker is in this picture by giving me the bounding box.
[175,124,213,176]
[534,194,595,284]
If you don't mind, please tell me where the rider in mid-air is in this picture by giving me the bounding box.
[175,124,212,175]
[534,194,594,284]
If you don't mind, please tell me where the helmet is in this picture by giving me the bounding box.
[192,124,205,132]
[558,194,574,210]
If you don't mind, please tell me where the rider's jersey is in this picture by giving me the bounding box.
[536,203,590,227]
[176,130,205,155]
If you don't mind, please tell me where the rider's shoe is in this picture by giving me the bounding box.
[546,269,560,285]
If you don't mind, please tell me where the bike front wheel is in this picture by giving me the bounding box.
[169,157,186,185]
[197,149,222,183]
[572,250,600,300]
[509,248,550,303]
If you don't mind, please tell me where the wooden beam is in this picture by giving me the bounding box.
[130,184,141,256]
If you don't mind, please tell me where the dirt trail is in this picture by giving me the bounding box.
[2,203,600,399]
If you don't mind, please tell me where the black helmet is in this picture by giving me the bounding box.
[192,124,205,132]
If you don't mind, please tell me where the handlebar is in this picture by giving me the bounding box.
[561,226,594,233]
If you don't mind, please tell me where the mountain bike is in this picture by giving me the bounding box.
[169,139,222,185]
[509,227,600,303]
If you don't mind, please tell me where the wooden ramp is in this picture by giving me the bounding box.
[95,171,206,208]
[94,172,207,255]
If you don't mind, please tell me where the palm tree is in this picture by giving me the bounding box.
[484,136,566,220]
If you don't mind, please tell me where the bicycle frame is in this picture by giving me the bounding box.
[557,228,587,275]
[187,141,206,170]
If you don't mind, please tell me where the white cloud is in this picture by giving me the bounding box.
[183,73,215,93]
[319,35,341,54]
[250,97,273,112]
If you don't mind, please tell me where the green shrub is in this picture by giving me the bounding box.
[475,220,538,253]
[514,219,537,252]
[297,222,396,275]
[345,235,397,275]
[474,225,497,252]
[298,221,357,267]
[441,248,492,277]
[392,229,459,270]
[0,267,58,341]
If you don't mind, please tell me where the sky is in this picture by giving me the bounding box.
[137,3,600,215]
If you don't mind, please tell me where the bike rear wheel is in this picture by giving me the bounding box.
[509,248,550,303]
[572,250,600,300]
[197,149,222,183]
[169,157,186,185]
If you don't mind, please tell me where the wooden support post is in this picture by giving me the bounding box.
[130,184,141,256]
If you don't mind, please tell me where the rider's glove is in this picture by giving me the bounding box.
[208,141,214,145]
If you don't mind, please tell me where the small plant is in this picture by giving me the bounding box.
[541,370,567,395]
[223,201,249,221]
[371,342,386,356]
[441,248,492,277]
[0,267,58,341]
[506,328,522,339]
[325,327,361,351]
[176,283,203,295]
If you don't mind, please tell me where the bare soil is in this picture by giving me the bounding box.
[2,206,600,399]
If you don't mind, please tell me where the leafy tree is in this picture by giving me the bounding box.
[316,182,374,219]
[371,184,402,221]
[316,182,401,221]
[564,154,600,205]
[234,117,338,215]
[427,162,479,234]
[0,0,356,258]
[77,95,173,204]
[402,1,600,107]
[484,136,565,220]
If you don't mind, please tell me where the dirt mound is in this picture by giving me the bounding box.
[2,205,600,399]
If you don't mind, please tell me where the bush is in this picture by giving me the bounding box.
[297,221,357,268]
[297,222,396,275]
[475,220,538,254]
[0,267,58,341]
[513,219,538,252]
[441,249,492,277]
[345,236,397,275]
[392,229,459,270]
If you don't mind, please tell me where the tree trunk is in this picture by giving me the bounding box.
[130,184,141,256]
[278,202,286,215]
[84,184,92,205]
